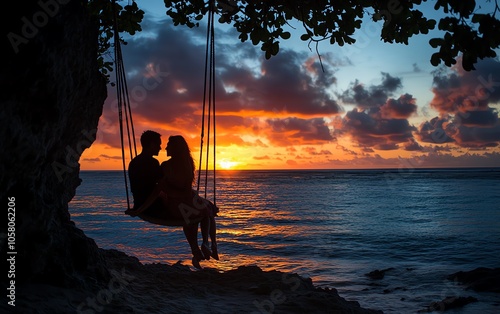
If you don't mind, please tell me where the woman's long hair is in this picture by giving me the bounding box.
[167,135,195,184]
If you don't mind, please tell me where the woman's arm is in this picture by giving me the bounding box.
[125,177,167,216]
[161,160,193,190]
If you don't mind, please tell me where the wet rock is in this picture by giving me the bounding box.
[365,268,395,280]
[417,296,478,312]
[447,267,500,293]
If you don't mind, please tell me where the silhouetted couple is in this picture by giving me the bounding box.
[126,130,218,269]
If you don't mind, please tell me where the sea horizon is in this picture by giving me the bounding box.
[79,166,500,172]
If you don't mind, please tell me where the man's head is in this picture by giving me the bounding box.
[140,130,161,156]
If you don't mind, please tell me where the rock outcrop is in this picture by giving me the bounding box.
[1,0,108,286]
[6,249,384,314]
[448,267,500,293]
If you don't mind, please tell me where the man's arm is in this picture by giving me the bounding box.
[125,176,167,216]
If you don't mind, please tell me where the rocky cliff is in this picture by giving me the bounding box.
[1,0,108,286]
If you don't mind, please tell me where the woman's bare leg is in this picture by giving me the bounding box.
[210,216,219,260]
[200,215,212,260]
[183,224,204,269]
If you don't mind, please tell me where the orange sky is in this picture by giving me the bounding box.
[79,16,500,171]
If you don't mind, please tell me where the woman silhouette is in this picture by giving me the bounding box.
[133,135,219,269]
[162,135,219,262]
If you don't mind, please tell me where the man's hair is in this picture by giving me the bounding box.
[140,130,161,147]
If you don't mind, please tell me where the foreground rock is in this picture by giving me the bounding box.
[447,267,500,293]
[417,296,478,313]
[7,249,383,314]
[1,0,107,285]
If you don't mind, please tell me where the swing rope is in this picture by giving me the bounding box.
[197,0,217,205]
[113,0,137,211]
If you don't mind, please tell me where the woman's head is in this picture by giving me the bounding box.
[166,135,190,158]
[166,135,195,183]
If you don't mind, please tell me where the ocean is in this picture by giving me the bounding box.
[69,168,500,313]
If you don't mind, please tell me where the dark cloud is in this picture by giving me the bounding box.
[219,49,343,115]
[430,58,500,114]
[266,117,334,145]
[335,72,419,150]
[339,72,402,109]
[454,109,499,127]
[416,111,500,148]
[303,55,338,88]
[336,144,358,156]
[404,138,424,151]
[415,116,455,144]
[380,93,417,119]
[417,58,500,148]
[449,123,500,148]
[340,109,416,150]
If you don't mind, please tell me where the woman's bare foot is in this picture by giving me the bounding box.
[201,242,212,261]
[211,243,219,260]
[192,250,204,270]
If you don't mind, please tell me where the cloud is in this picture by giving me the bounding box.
[82,157,101,163]
[286,159,298,166]
[404,138,424,151]
[302,146,332,156]
[219,49,343,116]
[430,58,500,115]
[416,58,500,148]
[253,155,270,160]
[415,116,455,144]
[454,108,499,127]
[380,94,417,119]
[448,123,500,148]
[326,151,500,169]
[265,117,334,145]
[338,72,402,109]
[333,72,420,151]
[339,108,416,150]
[99,154,123,160]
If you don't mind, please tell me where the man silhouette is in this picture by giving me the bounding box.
[128,130,163,214]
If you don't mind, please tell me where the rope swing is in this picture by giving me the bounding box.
[113,0,137,212]
[197,0,217,206]
[114,0,217,225]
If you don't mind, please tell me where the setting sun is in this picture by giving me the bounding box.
[219,159,239,170]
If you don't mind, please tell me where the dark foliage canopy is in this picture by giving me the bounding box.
[162,0,500,71]
[93,1,500,72]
